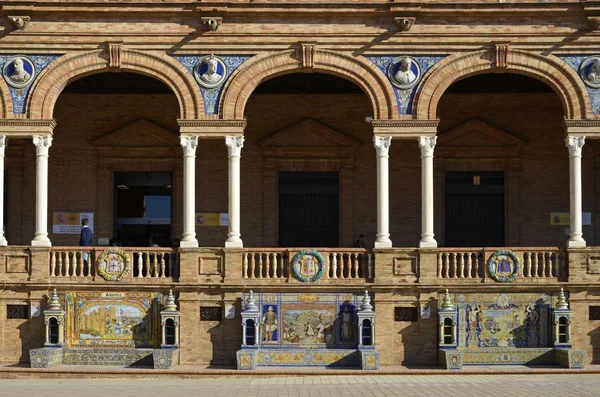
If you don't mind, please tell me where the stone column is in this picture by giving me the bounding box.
[31,135,52,247]
[180,136,199,248]
[418,136,437,248]
[0,136,7,246]
[566,136,586,248]
[225,136,244,248]
[374,136,392,248]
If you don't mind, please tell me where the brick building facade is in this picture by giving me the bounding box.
[0,0,600,369]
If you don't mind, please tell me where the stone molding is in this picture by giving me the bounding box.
[219,49,396,120]
[371,119,438,138]
[413,48,590,120]
[0,118,55,137]
[26,48,203,120]
[178,119,246,137]
[564,119,600,137]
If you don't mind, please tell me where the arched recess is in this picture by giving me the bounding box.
[27,48,203,120]
[413,48,591,120]
[219,49,397,120]
[0,78,12,118]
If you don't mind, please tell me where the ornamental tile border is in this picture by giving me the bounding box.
[561,55,600,114]
[0,55,61,114]
[173,55,252,114]
[367,56,446,115]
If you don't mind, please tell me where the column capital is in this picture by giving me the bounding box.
[33,135,52,155]
[180,135,198,157]
[0,135,7,156]
[566,135,585,157]
[373,136,392,157]
[418,136,437,157]
[226,135,244,157]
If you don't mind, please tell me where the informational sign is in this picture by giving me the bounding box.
[52,211,94,234]
[550,212,592,226]
[196,212,229,226]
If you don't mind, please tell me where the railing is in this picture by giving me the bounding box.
[49,247,179,280]
[242,248,374,281]
[437,247,565,281]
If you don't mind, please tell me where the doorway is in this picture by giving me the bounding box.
[444,171,505,247]
[278,172,339,247]
[114,172,172,247]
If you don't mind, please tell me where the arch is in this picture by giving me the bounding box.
[0,77,12,118]
[220,49,396,120]
[413,49,591,120]
[27,48,203,120]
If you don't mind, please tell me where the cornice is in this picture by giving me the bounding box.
[371,119,439,138]
[178,119,246,137]
[0,118,56,137]
[564,119,600,137]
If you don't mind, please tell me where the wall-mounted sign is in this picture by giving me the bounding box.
[196,212,229,226]
[52,211,94,234]
[550,212,592,226]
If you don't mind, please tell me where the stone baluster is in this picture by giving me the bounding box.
[137,253,143,278]
[533,253,538,277]
[452,253,458,279]
[541,253,547,278]
[161,253,167,278]
[437,254,442,278]
[548,254,554,278]
[444,253,449,278]
[352,253,359,278]
[242,253,248,278]
[50,252,56,277]
[153,253,159,278]
[331,253,338,279]
[368,253,374,279]
[458,253,465,278]
[466,254,473,279]
[324,254,331,279]
[65,252,72,277]
[526,253,532,278]
[259,253,264,278]
[249,254,255,279]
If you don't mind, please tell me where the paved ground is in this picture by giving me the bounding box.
[1,374,599,397]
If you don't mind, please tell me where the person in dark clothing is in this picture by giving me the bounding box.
[79,218,93,275]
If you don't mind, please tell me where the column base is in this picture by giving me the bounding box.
[225,240,244,248]
[31,235,51,247]
[419,239,438,248]
[0,236,7,247]
[180,238,198,248]
[374,240,392,248]
[567,238,586,248]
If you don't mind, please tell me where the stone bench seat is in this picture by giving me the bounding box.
[237,348,380,370]
[439,347,586,369]
[30,347,178,369]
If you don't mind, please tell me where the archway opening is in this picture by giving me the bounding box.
[14,72,181,248]
[436,73,575,248]
[232,72,371,248]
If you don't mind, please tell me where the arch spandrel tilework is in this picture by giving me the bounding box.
[412,49,591,121]
[27,49,204,120]
[219,49,397,120]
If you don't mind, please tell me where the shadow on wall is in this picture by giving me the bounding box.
[17,302,46,364]
[207,297,243,367]
[588,326,600,364]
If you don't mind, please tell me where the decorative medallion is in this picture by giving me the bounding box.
[3,55,35,89]
[194,54,228,89]
[487,249,520,282]
[579,55,600,88]
[387,56,421,90]
[96,248,130,281]
[291,249,325,282]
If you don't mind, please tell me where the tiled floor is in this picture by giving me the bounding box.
[1,374,599,396]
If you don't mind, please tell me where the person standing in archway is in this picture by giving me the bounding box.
[79,218,93,276]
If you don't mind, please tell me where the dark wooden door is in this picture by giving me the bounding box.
[278,172,339,247]
[444,171,505,247]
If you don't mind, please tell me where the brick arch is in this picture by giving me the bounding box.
[0,78,12,118]
[220,49,396,120]
[413,49,591,120]
[27,48,203,120]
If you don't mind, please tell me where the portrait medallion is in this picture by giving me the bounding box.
[3,55,35,89]
[194,54,228,89]
[387,56,421,90]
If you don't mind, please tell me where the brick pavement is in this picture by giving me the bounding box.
[1,374,599,397]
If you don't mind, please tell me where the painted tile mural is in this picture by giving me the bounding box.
[443,292,558,349]
[66,292,161,348]
[243,292,362,348]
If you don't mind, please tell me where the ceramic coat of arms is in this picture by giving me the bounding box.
[487,249,520,282]
[96,249,130,281]
[291,249,325,282]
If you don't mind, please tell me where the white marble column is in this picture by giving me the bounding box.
[31,135,52,247]
[374,136,392,248]
[566,136,586,248]
[225,136,244,248]
[180,136,199,248]
[418,136,437,248]
[0,136,7,246]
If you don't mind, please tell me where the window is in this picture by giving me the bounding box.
[6,304,28,319]
[394,307,418,322]
[200,307,222,322]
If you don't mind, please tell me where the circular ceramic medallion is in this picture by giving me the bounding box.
[194,55,228,89]
[387,56,421,89]
[291,249,325,282]
[96,248,130,281]
[487,249,520,282]
[3,55,35,89]
[579,55,600,88]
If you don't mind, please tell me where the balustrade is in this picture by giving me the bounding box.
[242,248,374,281]
[49,247,178,280]
[436,247,564,282]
